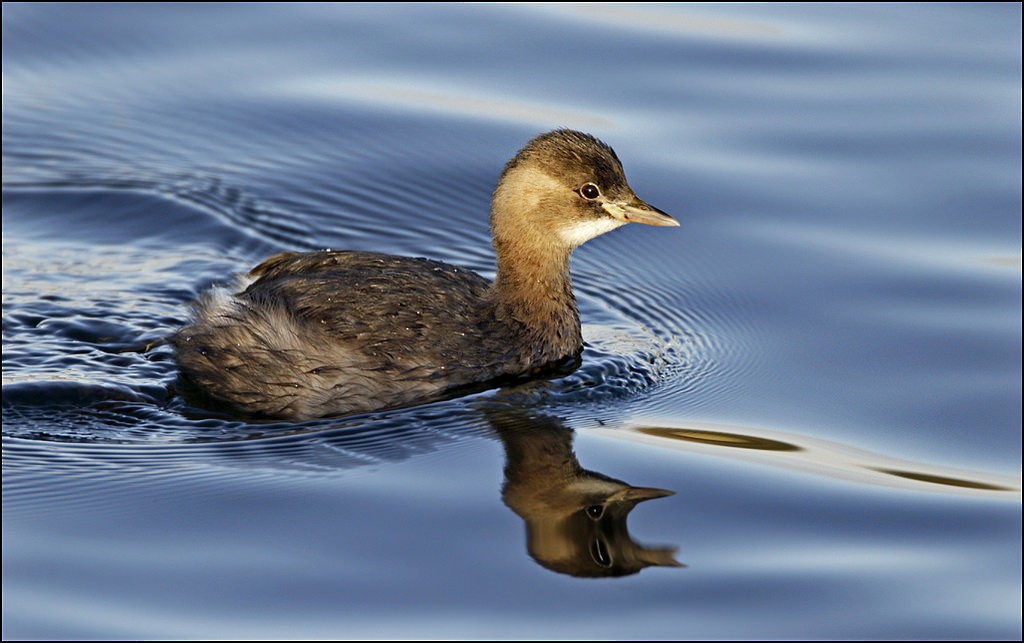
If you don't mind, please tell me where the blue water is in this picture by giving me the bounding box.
[3,3,1021,639]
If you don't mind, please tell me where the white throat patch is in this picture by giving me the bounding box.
[558,217,626,248]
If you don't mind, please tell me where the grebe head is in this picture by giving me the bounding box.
[491,129,677,255]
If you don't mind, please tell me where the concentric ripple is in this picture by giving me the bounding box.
[543,253,764,419]
[3,170,740,450]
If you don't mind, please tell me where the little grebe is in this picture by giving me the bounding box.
[174,129,678,419]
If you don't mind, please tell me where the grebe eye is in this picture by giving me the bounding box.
[579,183,601,200]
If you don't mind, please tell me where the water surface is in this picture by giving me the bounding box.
[3,3,1021,640]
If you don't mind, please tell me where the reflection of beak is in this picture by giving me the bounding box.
[641,547,686,568]
[609,486,675,504]
[602,197,679,227]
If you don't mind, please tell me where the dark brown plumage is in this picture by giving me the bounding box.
[174,129,678,420]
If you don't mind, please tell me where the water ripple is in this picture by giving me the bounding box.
[605,420,1021,498]
[1,400,493,519]
[4,178,728,447]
